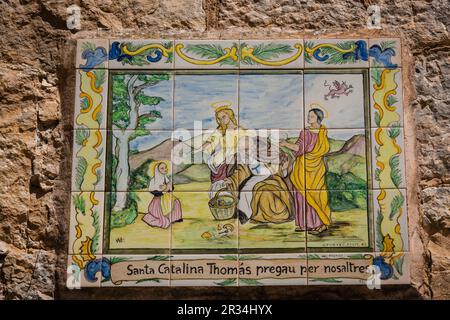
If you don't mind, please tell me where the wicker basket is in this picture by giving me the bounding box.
[208,188,237,220]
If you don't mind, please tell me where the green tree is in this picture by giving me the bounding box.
[111,74,169,216]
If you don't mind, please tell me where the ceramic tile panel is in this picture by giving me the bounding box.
[71,129,106,192]
[170,254,239,286]
[305,128,369,191]
[373,188,409,253]
[239,71,304,129]
[76,39,109,70]
[109,40,174,69]
[304,39,369,68]
[68,191,104,255]
[110,72,174,131]
[174,71,238,130]
[370,68,404,128]
[171,191,238,252]
[238,130,302,192]
[239,40,304,69]
[101,255,170,287]
[172,130,239,192]
[67,254,103,288]
[307,252,410,285]
[369,38,402,68]
[307,253,375,285]
[174,40,239,69]
[238,254,308,286]
[371,127,406,189]
[106,192,172,251]
[238,191,306,251]
[69,37,410,287]
[303,70,369,129]
[375,251,410,285]
[74,69,108,130]
[110,130,173,192]
[305,189,371,250]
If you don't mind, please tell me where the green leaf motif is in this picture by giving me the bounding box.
[238,255,263,261]
[81,42,96,52]
[388,127,400,139]
[93,69,106,88]
[80,97,89,111]
[389,155,402,188]
[311,278,343,283]
[375,209,384,250]
[386,94,398,108]
[240,279,263,285]
[216,278,237,286]
[108,256,130,265]
[185,43,238,66]
[394,255,404,275]
[371,68,382,86]
[75,157,87,189]
[119,42,172,66]
[380,40,397,51]
[147,256,170,261]
[73,194,86,215]
[241,42,294,65]
[91,210,100,252]
[389,194,404,220]
[374,111,381,127]
[316,41,356,65]
[304,41,314,63]
[375,168,381,182]
[75,129,89,146]
[220,255,238,261]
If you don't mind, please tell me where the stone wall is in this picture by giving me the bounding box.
[0,0,448,299]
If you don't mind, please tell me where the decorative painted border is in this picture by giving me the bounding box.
[76,39,109,70]
[74,69,108,129]
[174,40,240,69]
[239,40,304,68]
[109,40,174,69]
[369,38,401,68]
[307,252,409,285]
[75,38,403,70]
[370,66,408,254]
[304,39,369,68]
[69,38,409,287]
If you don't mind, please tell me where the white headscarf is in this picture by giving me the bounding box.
[148,162,170,191]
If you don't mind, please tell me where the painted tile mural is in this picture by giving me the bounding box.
[69,38,410,287]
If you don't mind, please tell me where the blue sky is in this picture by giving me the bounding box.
[239,74,303,129]
[174,74,238,129]
[304,73,365,129]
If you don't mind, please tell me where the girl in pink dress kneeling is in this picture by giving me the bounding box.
[142,162,183,229]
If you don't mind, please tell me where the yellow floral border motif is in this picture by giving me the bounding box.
[122,43,173,58]
[72,70,105,268]
[372,68,406,254]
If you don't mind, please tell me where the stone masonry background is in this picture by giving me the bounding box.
[0,0,448,299]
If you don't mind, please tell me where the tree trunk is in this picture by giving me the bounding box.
[112,130,132,211]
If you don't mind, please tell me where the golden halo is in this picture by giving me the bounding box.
[307,103,328,118]
[148,160,170,177]
[211,100,232,113]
